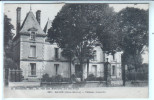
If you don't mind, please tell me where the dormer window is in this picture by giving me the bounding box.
[30,31,36,41]
[28,27,37,41]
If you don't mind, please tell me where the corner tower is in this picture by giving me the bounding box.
[14,8,46,81]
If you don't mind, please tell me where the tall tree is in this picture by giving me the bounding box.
[48,4,114,80]
[95,8,120,57]
[4,15,17,69]
[4,15,16,85]
[117,7,148,71]
[4,15,14,58]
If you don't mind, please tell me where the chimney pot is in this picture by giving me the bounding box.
[36,10,41,25]
[16,7,21,34]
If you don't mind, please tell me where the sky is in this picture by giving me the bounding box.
[4,3,149,34]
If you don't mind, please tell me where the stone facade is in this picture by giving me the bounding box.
[13,7,123,81]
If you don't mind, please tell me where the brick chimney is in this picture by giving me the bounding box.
[16,7,21,34]
[36,10,41,25]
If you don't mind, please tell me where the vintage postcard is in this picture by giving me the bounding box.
[2,2,149,98]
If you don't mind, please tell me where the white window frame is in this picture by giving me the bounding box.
[30,63,36,76]
[30,31,36,41]
[29,45,36,58]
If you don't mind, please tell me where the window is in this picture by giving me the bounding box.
[54,64,59,75]
[92,65,97,76]
[113,54,115,60]
[30,31,36,40]
[112,65,116,76]
[55,48,59,59]
[30,63,36,76]
[93,50,97,61]
[30,45,36,57]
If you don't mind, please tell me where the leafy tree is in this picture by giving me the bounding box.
[4,15,17,85]
[95,6,120,54]
[4,15,14,58]
[48,4,114,80]
[4,15,16,68]
[117,7,148,71]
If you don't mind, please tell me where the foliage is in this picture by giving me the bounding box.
[122,52,143,71]
[117,7,148,55]
[48,4,117,80]
[95,6,120,54]
[4,15,14,58]
[48,4,148,81]
[125,71,148,81]
[4,15,14,47]
[4,15,17,70]
[86,74,104,81]
[41,74,70,82]
[4,57,18,69]
[117,8,148,71]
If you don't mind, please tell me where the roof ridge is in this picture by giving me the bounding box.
[20,12,30,31]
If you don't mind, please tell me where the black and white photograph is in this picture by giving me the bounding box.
[3,3,149,98]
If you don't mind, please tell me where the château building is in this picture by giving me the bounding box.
[13,7,123,81]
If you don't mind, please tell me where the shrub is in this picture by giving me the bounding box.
[96,77,104,81]
[41,74,70,82]
[86,74,96,81]
[86,74,104,81]
[41,73,49,82]
[71,74,76,82]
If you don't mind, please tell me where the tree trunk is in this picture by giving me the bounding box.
[87,59,89,77]
[122,65,126,86]
[121,53,126,86]
[79,60,84,81]
[70,57,72,78]
[133,54,138,81]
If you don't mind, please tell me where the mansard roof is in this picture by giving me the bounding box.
[20,11,45,34]
[43,19,52,34]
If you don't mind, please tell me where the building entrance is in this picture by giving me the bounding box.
[75,65,82,78]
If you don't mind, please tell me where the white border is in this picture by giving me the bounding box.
[1,1,154,100]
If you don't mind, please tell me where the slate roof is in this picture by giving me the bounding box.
[43,19,52,34]
[20,11,45,34]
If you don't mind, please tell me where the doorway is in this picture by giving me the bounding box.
[75,65,82,78]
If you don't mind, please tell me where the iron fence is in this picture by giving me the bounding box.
[7,69,44,82]
[125,71,148,81]
[9,69,23,82]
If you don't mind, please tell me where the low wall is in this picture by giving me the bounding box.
[9,82,40,87]
[41,81,107,88]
